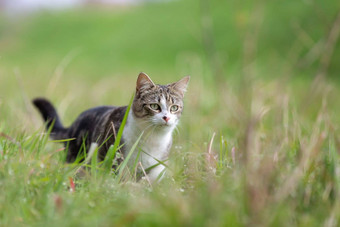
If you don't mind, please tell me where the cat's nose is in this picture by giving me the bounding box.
[162,116,170,123]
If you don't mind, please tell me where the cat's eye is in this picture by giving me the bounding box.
[150,103,161,111]
[170,105,179,113]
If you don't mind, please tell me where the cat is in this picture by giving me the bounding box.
[33,72,190,183]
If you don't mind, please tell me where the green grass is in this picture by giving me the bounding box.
[1,0,340,226]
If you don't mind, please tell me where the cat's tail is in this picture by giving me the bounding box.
[33,98,68,140]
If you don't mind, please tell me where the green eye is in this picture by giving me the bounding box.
[170,105,179,112]
[150,104,160,111]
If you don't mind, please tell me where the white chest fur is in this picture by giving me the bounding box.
[122,111,174,181]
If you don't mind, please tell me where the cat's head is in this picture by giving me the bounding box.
[132,72,190,128]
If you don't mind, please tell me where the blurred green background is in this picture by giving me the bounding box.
[1,0,340,226]
[1,0,340,131]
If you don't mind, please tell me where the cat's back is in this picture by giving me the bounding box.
[68,105,124,137]
[73,106,115,124]
[78,106,115,117]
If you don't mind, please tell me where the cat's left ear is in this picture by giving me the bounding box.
[171,76,190,97]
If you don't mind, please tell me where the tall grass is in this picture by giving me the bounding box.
[1,74,339,226]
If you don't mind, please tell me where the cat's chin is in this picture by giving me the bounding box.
[155,122,176,129]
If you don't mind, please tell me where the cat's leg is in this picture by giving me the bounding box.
[146,164,166,183]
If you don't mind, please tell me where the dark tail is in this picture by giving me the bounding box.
[33,98,68,140]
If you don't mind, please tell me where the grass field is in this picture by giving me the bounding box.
[1,0,340,226]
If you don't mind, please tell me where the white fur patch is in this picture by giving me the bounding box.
[122,110,176,182]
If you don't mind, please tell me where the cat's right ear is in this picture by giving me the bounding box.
[171,76,190,97]
[136,72,155,92]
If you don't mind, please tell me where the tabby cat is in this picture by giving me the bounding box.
[33,72,190,182]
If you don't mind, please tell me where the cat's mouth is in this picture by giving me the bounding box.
[157,122,169,127]
[156,122,172,127]
[163,121,175,127]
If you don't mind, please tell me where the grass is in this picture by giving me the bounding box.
[1,0,340,226]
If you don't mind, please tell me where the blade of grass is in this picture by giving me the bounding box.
[90,143,99,179]
[132,148,142,179]
[219,134,224,169]
[103,94,134,171]
[36,120,55,157]
[49,138,76,143]
[116,132,144,182]
[138,162,153,187]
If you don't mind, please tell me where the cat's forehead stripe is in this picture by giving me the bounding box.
[138,84,183,106]
[160,96,167,110]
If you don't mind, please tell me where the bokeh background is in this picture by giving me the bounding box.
[1,0,340,226]
[1,0,339,130]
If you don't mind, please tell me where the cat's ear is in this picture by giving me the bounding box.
[171,76,190,97]
[136,72,155,92]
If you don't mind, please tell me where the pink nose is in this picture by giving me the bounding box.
[162,116,170,123]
